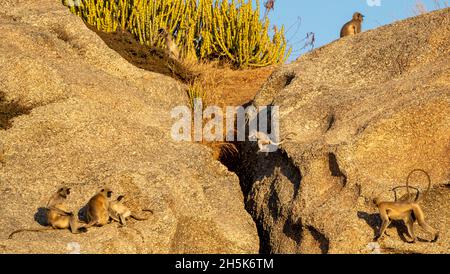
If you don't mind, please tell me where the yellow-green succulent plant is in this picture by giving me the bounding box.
[63,0,291,68]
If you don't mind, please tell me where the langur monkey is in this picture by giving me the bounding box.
[158,28,180,60]
[340,12,364,38]
[373,169,439,243]
[8,187,87,239]
[248,131,296,154]
[108,195,153,227]
[85,188,113,228]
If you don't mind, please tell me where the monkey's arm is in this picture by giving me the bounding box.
[108,208,121,223]
[48,207,73,216]
[119,214,127,226]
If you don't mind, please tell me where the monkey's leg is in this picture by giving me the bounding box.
[49,207,73,216]
[108,209,120,223]
[85,217,99,228]
[417,221,439,242]
[257,141,266,153]
[404,216,416,243]
[375,219,391,241]
[109,216,120,224]
[69,215,87,234]
[119,214,127,227]
[413,206,439,242]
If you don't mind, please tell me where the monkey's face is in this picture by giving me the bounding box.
[158,28,167,36]
[353,12,364,22]
[58,187,71,199]
[100,188,113,198]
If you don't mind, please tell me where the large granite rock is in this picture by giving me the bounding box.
[240,8,450,254]
[0,0,259,254]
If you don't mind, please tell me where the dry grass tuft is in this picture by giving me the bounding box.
[187,61,276,108]
[185,62,275,161]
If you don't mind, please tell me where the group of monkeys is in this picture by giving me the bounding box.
[8,187,152,239]
[158,12,366,61]
[8,170,439,245]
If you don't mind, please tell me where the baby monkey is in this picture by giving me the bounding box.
[340,12,364,38]
[373,169,439,243]
[249,131,296,154]
[109,195,153,227]
[9,187,87,239]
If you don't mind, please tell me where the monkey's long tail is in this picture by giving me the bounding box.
[8,227,53,239]
[130,209,153,221]
[275,132,297,145]
[406,169,431,202]
[391,186,420,202]
[130,215,148,221]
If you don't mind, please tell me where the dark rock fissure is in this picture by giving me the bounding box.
[306,226,330,254]
[326,113,335,132]
[219,132,303,253]
[328,152,347,187]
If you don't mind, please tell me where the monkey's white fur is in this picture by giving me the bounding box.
[249,131,294,154]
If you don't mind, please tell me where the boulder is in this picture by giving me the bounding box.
[0,0,258,254]
[240,8,450,254]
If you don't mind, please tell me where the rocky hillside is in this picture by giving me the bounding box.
[0,0,448,255]
[0,0,258,253]
[239,8,449,254]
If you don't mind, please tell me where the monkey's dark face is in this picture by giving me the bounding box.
[58,187,71,199]
[101,188,113,198]
[158,28,166,35]
[353,12,364,22]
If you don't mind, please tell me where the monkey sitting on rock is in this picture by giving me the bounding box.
[8,187,87,239]
[9,186,155,240]
[340,12,364,38]
[158,28,180,60]
[84,188,113,228]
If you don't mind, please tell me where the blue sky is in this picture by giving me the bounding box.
[263,0,448,60]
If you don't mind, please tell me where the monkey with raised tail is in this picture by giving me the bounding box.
[373,169,439,243]
[340,12,364,38]
[8,187,87,239]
